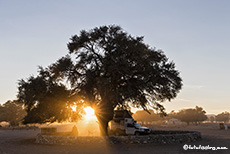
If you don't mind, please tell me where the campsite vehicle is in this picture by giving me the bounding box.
[108,110,151,136]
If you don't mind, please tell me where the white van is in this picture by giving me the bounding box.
[109,110,151,136]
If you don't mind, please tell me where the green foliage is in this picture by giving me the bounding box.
[0,100,26,126]
[215,112,230,123]
[175,106,207,125]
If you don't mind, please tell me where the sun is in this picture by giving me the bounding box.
[84,106,96,120]
[71,105,77,112]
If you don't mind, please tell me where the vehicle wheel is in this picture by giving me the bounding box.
[135,132,140,136]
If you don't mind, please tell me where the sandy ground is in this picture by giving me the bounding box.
[0,125,229,154]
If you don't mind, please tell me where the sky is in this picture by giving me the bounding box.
[0,0,229,114]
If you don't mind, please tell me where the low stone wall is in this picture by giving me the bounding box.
[36,130,201,145]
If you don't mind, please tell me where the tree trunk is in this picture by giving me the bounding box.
[97,116,110,136]
[95,105,114,136]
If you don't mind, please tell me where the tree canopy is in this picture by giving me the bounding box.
[17,67,84,124]
[175,106,207,125]
[0,100,26,126]
[132,110,163,123]
[215,112,230,123]
[17,25,182,135]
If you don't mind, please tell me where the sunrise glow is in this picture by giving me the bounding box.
[83,106,96,120]
[70,105,77,112]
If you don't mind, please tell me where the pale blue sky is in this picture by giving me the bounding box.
[0,0,229,114]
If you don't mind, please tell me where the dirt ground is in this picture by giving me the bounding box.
[0,124,229,154]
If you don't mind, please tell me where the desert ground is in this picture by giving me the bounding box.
[0,124,229,154]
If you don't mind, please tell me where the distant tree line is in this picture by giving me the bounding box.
[132,110,164,123]
[169,106,207,125]
[0,100,26,126]
[1,100,229,127]
[207,112,230,123]
[134,106,230,126]
[133,106,208,125]
[215,112,230,123]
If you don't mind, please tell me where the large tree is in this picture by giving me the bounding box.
[47,25,182,135]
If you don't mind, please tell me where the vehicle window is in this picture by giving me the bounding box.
[134,123,142,128]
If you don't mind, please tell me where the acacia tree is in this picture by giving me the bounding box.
[48,25,182,135]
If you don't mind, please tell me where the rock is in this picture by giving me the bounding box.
[36,131,202,145]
